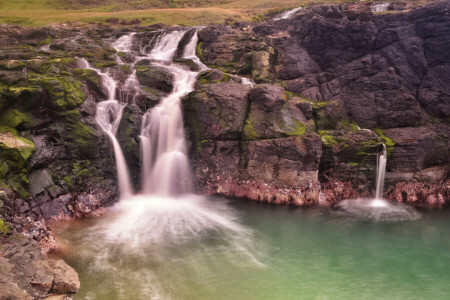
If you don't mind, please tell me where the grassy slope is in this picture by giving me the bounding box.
[0,0,425,27]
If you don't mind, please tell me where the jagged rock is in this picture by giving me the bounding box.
[183,81,250,143]
[243,84,314,140]
[136,64,174,93]
[48,259,80,294]
[0,234,80,299]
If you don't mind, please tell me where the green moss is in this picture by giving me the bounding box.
[103,47,117,58]
[0,160,9,177]
[94,60,118,69]
[243,113,259,140]
[0,109,36,129]
[40,57,75,74]
[39,76,85,111]
[0,127,36,163]
[196,42,203,60]
[63,176,74,189]
[76,168,90,178]
[61,110,96,158]
[73,68,103,94]
[196,139,209,152]
[312,101,328,110]
[338,120,359,132]
[0,60,26,71]
[7,84,43,110]
[0,219,11,235]
[348,162,359,166]
[375,129,396,155]
[319,131,339,147]
[285,119,306,136]
[120,64,131,73]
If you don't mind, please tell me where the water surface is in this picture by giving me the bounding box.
[52,198,450,300]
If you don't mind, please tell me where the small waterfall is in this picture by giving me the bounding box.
[147,30,189,60]
[140,29,204,196]
[375,143,387,200]
[371,3,390,13]
[241,77,255,87]
[96,101,133,198]
[274,7,303,20]
[112,33,136,53]
[78,58,133,198]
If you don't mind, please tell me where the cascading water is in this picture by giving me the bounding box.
[274,7,303,20]
[69,30,260,299]
[139,29,206,195]
[78,58,133,198]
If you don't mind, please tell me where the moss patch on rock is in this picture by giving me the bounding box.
[61,110,96,158]
[39,76,85,111]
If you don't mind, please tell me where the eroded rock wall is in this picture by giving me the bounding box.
[189,0,449,207]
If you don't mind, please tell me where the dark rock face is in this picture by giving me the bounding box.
[191,0,449,207]
[184,82,322,205]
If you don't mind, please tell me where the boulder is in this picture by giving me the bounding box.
[243,84,314,140]
[183,82,250,143]
[135,65,173,93]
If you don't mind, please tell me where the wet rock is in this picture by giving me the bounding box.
[183,81,250,143]
[136,64,174,93]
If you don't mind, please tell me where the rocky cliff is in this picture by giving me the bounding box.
[185,0,449,207]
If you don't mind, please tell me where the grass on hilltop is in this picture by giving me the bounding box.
[0,0,428,27]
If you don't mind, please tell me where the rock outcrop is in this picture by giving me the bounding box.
[190,0,449,207]
[0,233,80,299]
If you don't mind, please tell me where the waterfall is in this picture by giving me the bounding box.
[78,58,133,198]
[146,30,189,60]
[371,3,390,13]
[96,101,133,198]
[274,7,303,20]
[112,33,136,53]
[375,143,387,200]
[140,29,204,196]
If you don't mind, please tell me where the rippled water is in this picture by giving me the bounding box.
[52,198,450,300]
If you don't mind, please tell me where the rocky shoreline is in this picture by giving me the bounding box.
[0,0,449,298]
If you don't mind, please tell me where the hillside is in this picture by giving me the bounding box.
[0,0,433,27]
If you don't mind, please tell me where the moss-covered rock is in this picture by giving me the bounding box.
[73,68,104,96]
[0,218,11,235]
[39,76,85,111]
[196,69,230,86]
[61,110,96,158]
[0,108,36,129]
[251,51,271,83]
[243,85,314,140]
[6,83,44,111]
[135,65,173,93]
[0,126,36,163]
